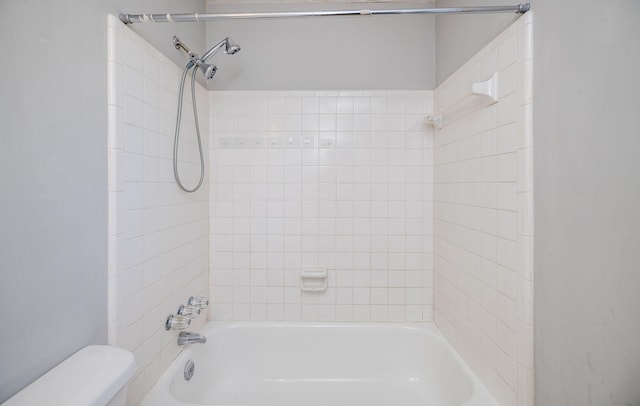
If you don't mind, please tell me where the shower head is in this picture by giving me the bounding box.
[199,63,218,80]
[225,39,241,55]
[201,37,241,62]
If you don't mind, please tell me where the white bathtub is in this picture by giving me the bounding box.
[142,322,499,406]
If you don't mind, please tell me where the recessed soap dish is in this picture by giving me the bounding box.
[300,268,328,292]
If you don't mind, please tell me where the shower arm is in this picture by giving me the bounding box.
[200,38,229,63]
[173,36,230,69]
[173,36,192,54]
[174,36,203,68]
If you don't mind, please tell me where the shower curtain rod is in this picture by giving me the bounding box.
[120,4,530,24]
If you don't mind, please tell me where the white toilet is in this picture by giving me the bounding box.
[4,345,136,406]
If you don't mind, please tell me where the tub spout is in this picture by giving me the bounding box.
[178,331,207,346]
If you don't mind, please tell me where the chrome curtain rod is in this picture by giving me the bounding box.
[120,4,530,24]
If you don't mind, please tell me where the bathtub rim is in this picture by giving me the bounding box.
[141,321,499,406]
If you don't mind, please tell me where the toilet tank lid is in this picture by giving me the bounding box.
[4,345,137,406]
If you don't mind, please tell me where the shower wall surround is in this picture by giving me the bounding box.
[107,15,209,405]
[433,13,533,406]
[209,91,434,322]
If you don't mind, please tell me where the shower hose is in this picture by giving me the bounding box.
[173,64,205,193]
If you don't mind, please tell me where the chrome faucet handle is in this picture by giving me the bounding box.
[165,314,191,331]
[177,304,201,318]
[187,296,209,309]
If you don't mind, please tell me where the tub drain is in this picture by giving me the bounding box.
[184,359,195,381]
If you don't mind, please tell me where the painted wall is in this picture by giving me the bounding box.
[209,90,434,322]
[433,15,533,405]
[0,0,204,403]
[435,0,519,85]
[436,1,640,404]
[532,1,640,405]
[204,2,436,90]
[115,0,206,71]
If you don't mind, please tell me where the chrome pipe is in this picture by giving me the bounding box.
[173,36,191,54]
[200,38,228,62]
[119,4,530,24]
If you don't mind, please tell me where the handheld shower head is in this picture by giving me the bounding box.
[199,63,217,80]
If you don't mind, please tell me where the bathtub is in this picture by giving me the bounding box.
[141,322,499,406]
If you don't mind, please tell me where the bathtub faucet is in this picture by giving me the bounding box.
[178,331,207,346]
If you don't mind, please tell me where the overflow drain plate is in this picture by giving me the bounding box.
[184,359,195,381]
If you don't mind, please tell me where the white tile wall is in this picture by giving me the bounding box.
[209,90,434,322]
[107,15,209,405]
[433,13,533,406]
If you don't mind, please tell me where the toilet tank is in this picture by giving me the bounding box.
[4,345,136,406]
